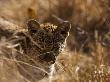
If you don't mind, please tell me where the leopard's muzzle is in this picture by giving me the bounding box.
[38,51,56,64]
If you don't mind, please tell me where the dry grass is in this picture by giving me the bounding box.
[51,42,110,82]
[0,0,110,82]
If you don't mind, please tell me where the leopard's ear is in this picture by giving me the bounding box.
[60,21,71,32]
[57,21,71,37]
[52,15,71,32]
[27,19,40,33]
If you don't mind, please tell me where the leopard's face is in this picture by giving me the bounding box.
[27,19,71,63]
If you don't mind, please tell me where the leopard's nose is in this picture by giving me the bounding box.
[39,51,56,64]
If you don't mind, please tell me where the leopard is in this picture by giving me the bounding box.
[0,17,71,82]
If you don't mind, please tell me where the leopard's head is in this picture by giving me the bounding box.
[27,19,71,63]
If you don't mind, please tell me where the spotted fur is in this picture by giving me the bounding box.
[11,19,71,81]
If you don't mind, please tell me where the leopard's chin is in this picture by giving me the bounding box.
[38,51,56,64]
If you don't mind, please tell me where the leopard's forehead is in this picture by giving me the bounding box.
[40,23,58,32]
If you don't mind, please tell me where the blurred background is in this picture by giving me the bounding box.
[0,0,110,53]
[0,0,110,82]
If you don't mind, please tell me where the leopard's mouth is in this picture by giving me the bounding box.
[36,39,65,63]
[38,43,63,64]
[38,51,56,64]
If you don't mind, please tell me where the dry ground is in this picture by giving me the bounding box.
[0,0,110,82]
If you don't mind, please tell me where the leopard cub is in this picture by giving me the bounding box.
[13,18,71,81]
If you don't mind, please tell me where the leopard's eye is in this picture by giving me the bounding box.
[60,30,67,38]
[31,29,37,34]
[60,30,67,35]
